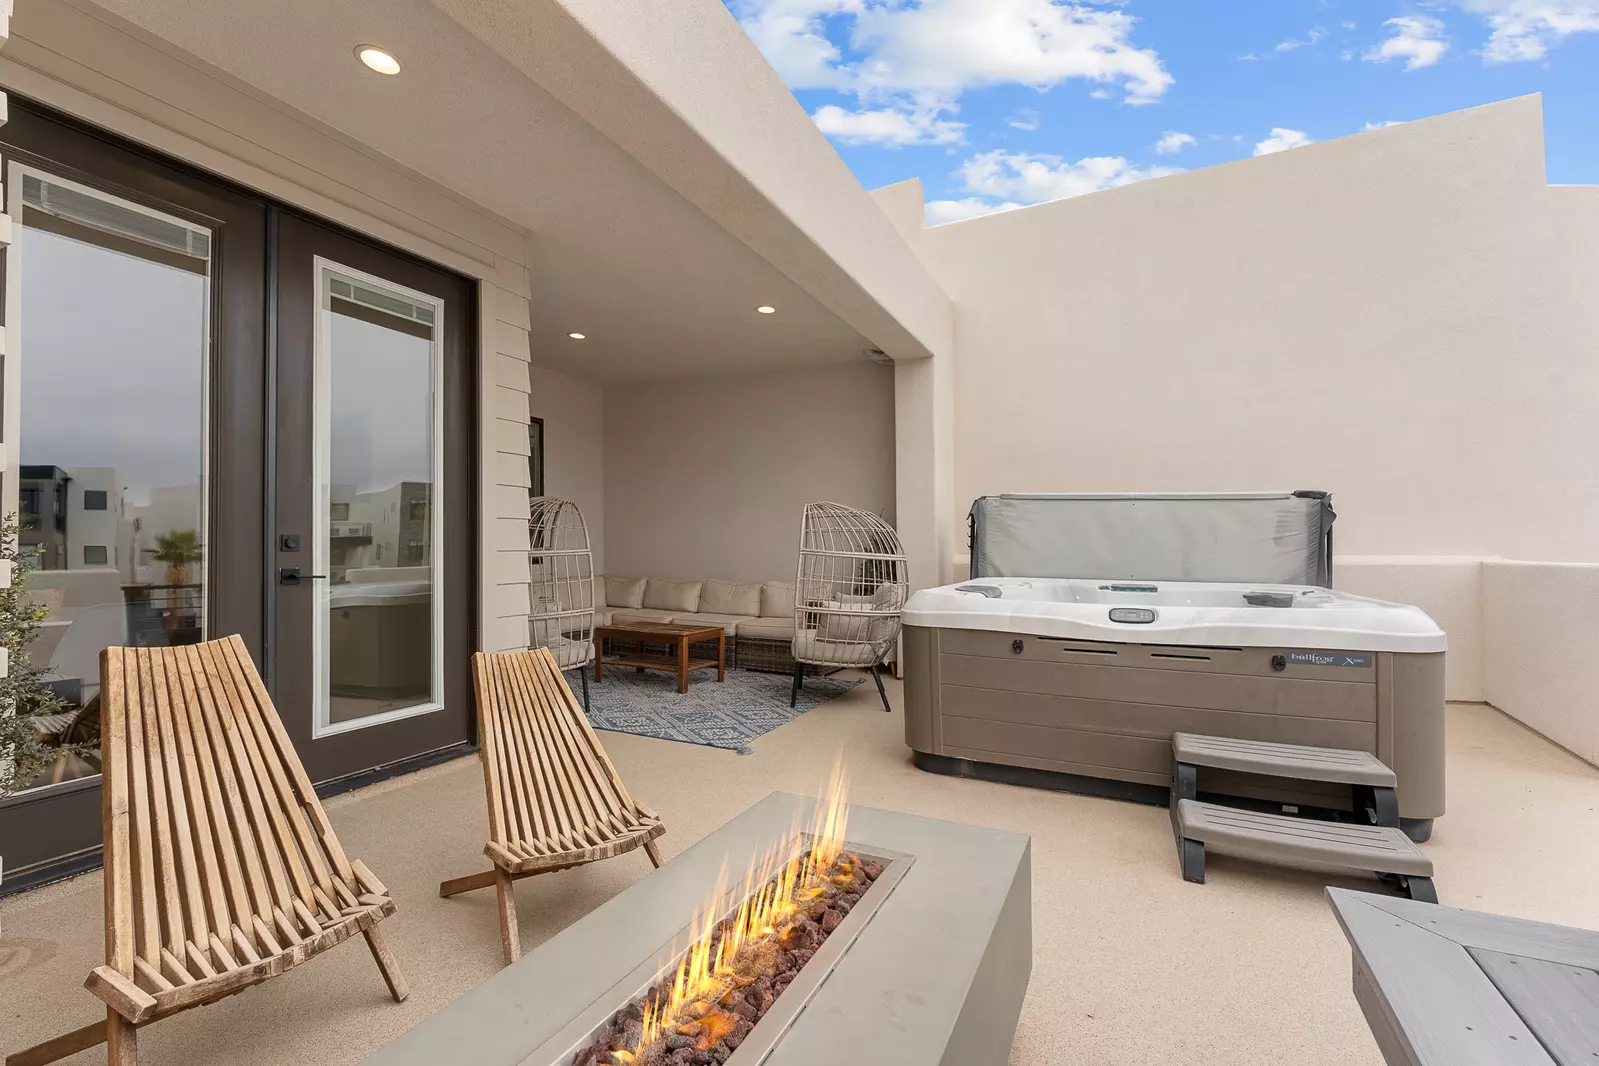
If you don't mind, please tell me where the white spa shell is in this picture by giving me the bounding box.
[903,578,1447,654]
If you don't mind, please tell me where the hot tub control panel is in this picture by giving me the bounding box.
[1108,607,1158,624]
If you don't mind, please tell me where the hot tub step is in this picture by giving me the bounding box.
[1172,731,1400,829]
[1172,799,1436,902]
[1172,732,1396,786]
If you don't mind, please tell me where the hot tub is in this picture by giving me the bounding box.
[901,578,1447,840]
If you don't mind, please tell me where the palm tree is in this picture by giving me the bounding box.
[146,528,204,585]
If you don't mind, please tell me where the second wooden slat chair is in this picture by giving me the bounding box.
[8,635,408,1066]
[439,647,666,964]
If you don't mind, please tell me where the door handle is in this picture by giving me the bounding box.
[278,568,328,585]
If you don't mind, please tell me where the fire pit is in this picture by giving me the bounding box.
[365,784,1031,1066]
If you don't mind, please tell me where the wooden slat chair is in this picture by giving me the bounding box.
[439,647,665,964]
[8,636,408,1066]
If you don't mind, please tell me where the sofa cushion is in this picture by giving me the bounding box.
[817,585,904,643]
[644,578,703,613]
[737,617,795,641]
[540,635,592,670]
[699,579,761,617]
[760,582,796,619]
[604,576,646,609]
[680,613,756,636]
[794,630,883,667]
[606,609,678,627]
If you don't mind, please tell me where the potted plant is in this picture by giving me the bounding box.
[1,514,78,906]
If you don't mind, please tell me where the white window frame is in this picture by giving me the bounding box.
[311,257,446,739]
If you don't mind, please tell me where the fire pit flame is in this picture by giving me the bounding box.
[611,763,855,1065]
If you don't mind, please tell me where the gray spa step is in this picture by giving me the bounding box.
[1173,732,1396,787]
[1173,799,1436,901]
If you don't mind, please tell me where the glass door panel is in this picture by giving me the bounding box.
[6,165,212,792]
[314,260,444,735]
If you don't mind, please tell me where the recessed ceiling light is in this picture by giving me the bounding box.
[756,305,776,314]
[568,332,586,340]
[356,46,402,75]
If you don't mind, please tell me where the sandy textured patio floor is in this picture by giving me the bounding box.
[3,675,1597,1065]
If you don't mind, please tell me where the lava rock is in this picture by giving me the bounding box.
[862,859,884,881]
[820,908,843,934]
[666,1035,696,1052]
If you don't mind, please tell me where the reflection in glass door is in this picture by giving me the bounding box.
[313,260,444,736]
[6,164,212,791]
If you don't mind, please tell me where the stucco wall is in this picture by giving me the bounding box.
[603,361,895,583]
[900,96,1599,564]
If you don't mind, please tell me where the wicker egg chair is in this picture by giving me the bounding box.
[791,502,909,713]
[528,497,598,709]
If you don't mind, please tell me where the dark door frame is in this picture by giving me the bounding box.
[0,97,480,893]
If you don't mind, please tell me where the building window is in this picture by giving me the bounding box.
[19,487,40,521]
[404,539,426,563]
[83,544,109,566]
[528,417,545,498]
[330,501,350,521]
[83,489,108,510]
[407,500,428,522]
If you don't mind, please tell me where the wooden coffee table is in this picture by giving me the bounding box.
[594,621,726,694]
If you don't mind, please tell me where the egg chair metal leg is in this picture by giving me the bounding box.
[791,660,804,707]
[871,663,891,712]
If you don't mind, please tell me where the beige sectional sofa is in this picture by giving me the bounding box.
[536,574,894,674]
[592,576,799,670]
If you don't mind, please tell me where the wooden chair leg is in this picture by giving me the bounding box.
[439,868,499,897]
[644,839,663,868]
[107,1013,137,1066]
[4,1019,111,1066]
[495,868,522,966]
[362,926,410,1003]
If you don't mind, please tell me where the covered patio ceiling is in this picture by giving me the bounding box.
[50,0,902,383]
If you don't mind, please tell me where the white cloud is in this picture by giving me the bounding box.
[1457,0,1599,61]
[1365,15,1451,69]
[733,0,1173,104]
[957,149,1181,202]
[1008,109,1041,131]
[925,198,1026,225]
[1362,119,1406,130]
[1253,128,1314,155]
[1276,25,1327,50]
[811,102,967,145]
[1153,130,1196,154]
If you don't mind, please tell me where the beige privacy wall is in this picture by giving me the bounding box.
[874,94,1599,762]
[603,361,895,583]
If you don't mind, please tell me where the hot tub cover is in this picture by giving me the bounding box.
[970,491,1336,587]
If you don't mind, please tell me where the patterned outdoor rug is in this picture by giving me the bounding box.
[566,667,862,755]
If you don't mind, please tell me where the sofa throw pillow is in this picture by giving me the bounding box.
[700,578,761,616]
[604,575,646,609]
[643,578,703,613]
[760,582,796,618]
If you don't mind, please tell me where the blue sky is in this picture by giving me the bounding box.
[723,0,1599,224]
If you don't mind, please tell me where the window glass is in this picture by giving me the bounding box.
[11,167,210,791]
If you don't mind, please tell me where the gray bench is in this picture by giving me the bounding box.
[1172,731,1400,828]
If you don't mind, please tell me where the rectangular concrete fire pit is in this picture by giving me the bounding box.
[364,792,1032,1066]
